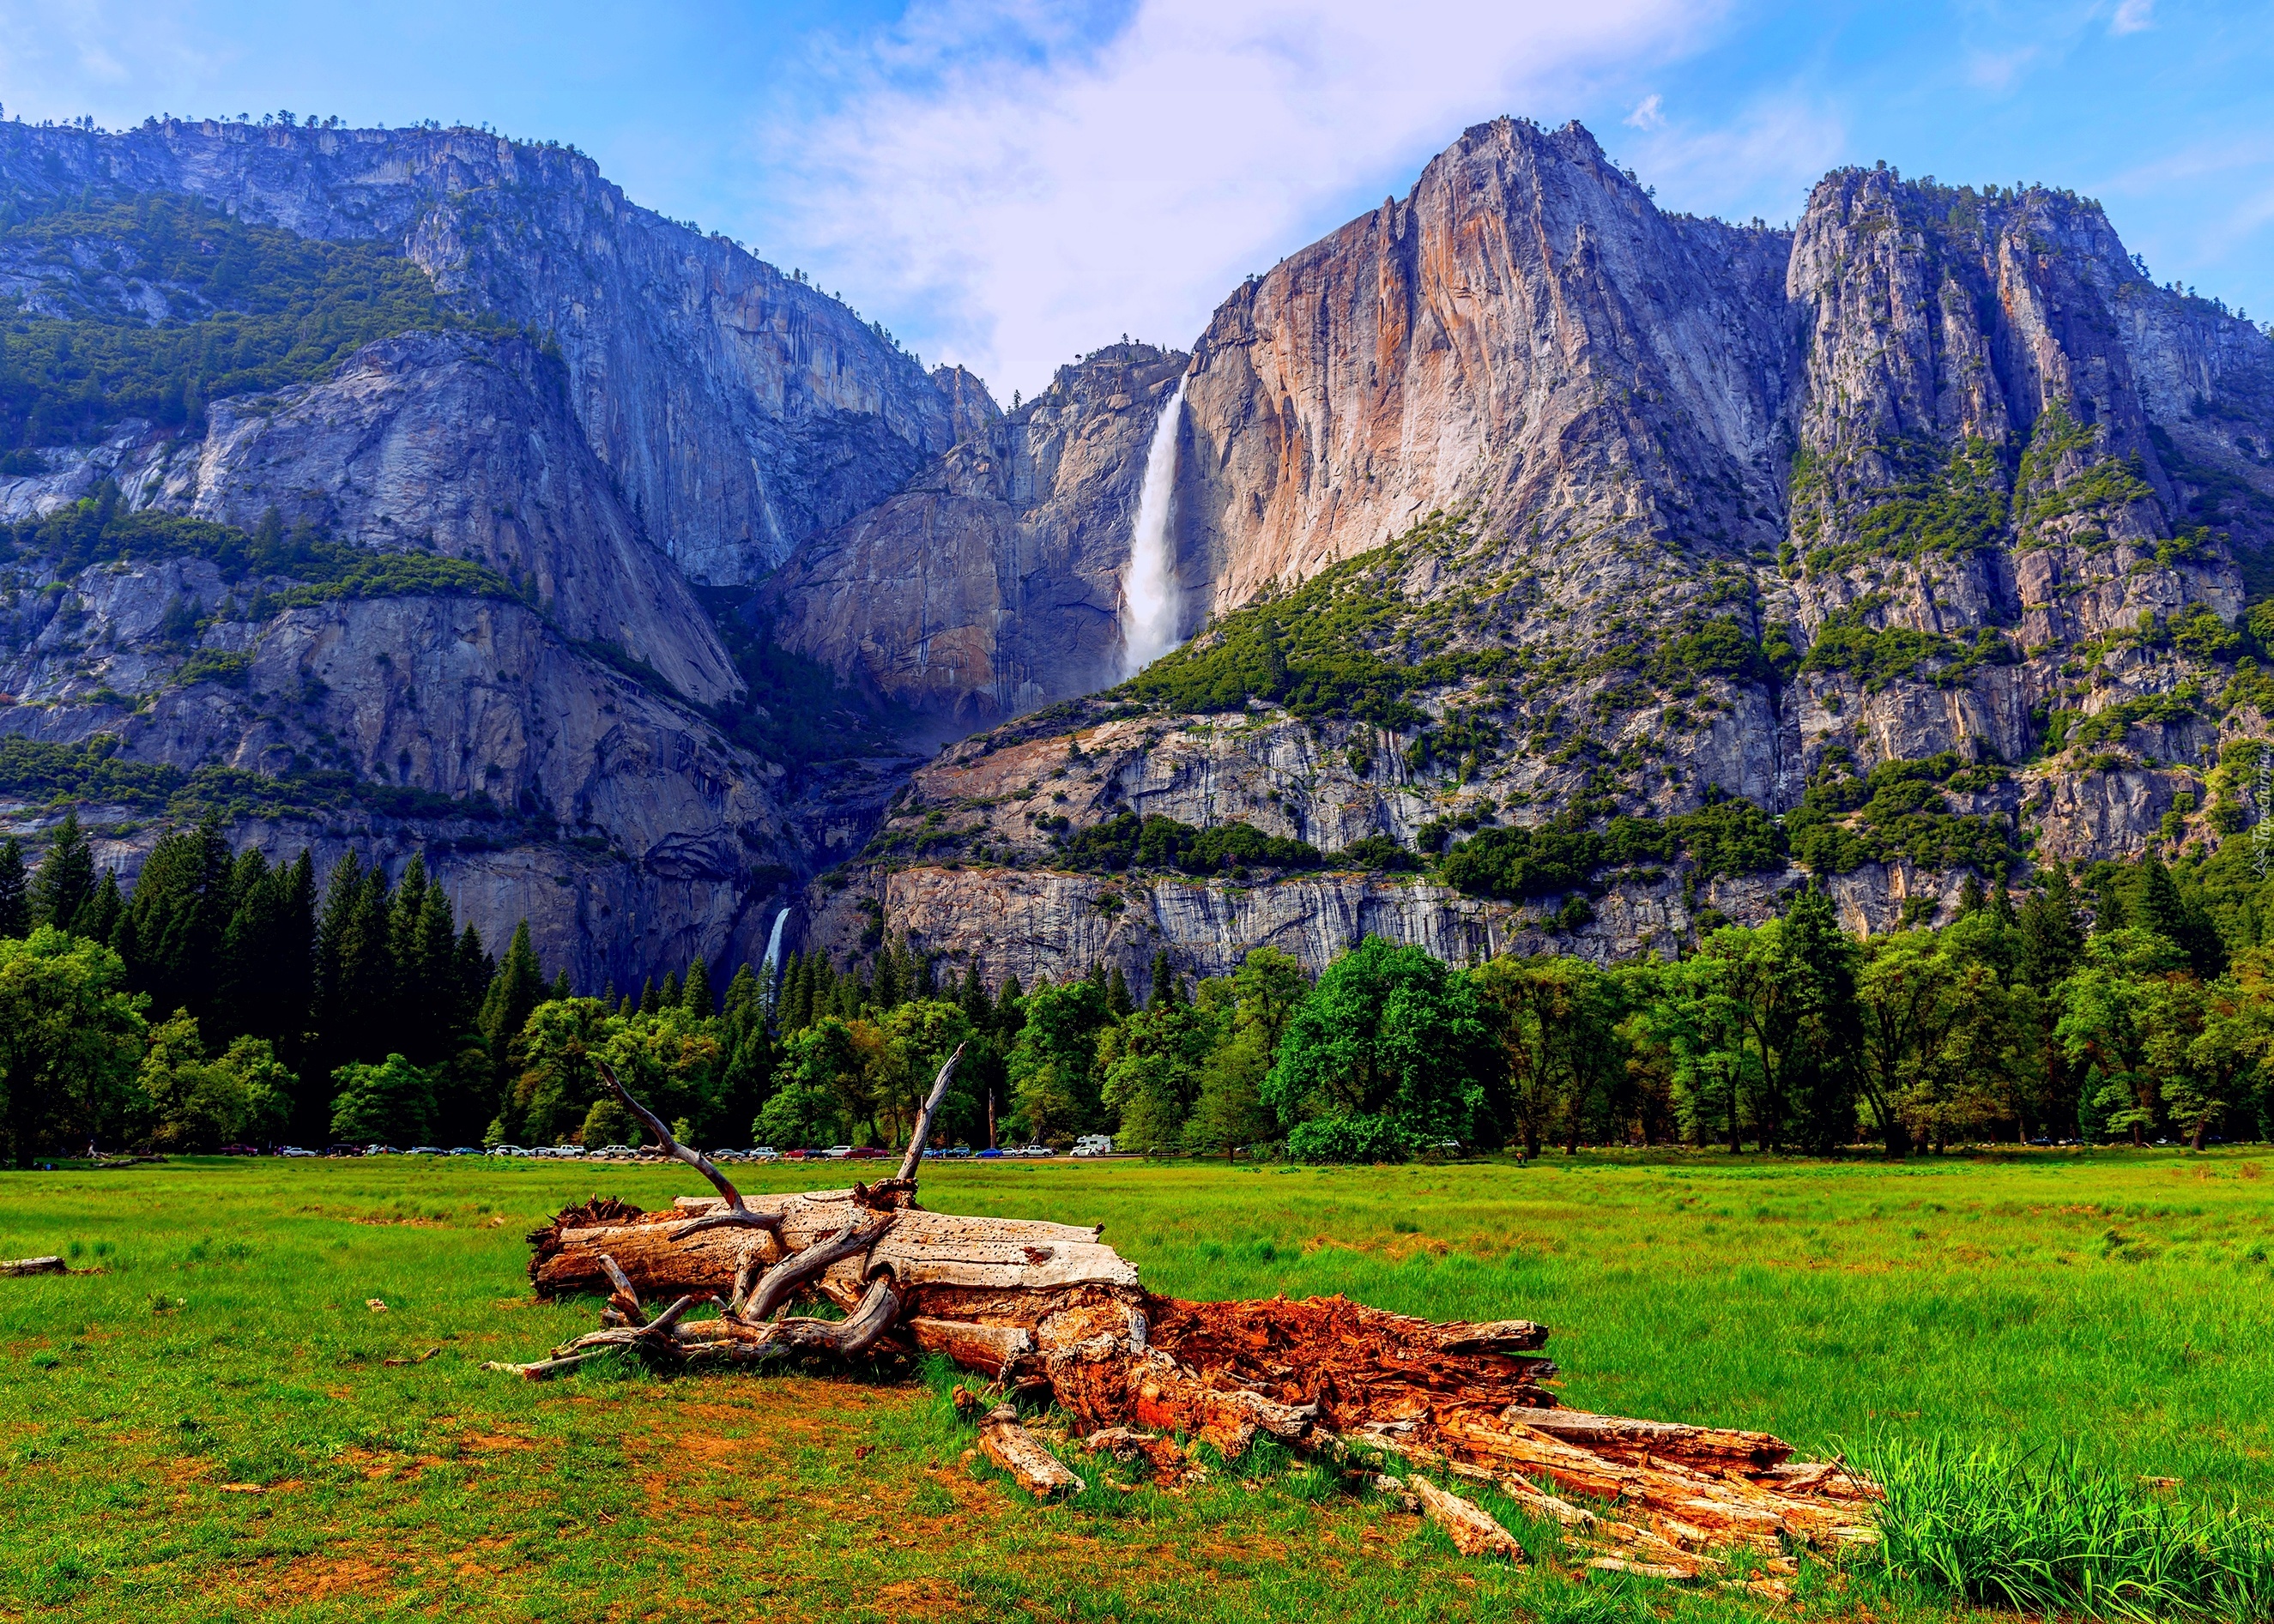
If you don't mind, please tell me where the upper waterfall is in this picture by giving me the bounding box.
[1117,378,1188,679]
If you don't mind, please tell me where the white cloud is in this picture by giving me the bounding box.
[1616,92,1845,226]
[2105,135,2274,263]
[1626,93,1666,130]
[758,0,1721,401]
[1964,45,2040,92]
[0,0,225,121]
[2109,0,2154,35]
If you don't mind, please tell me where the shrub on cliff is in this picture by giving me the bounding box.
[1063,812,1321,875]
[0,190,495,451]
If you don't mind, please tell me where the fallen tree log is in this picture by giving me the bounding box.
[501,1060,1879,1582]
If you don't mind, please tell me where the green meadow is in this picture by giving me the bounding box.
[3,1150,2272,1621]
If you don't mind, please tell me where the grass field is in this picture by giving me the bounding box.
[3,1150,2272,1622]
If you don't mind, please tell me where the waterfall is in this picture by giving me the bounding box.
[759,907,789,1010]
[1118,378,1188,679]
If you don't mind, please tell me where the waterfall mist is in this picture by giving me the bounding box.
[1118,379,1187,679]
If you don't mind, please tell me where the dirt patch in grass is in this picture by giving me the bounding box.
[254,1554,399,1604]
[870,1575,970,1620]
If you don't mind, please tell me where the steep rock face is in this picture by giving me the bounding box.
[0,322,803,980]
[1177,118,1797,612]
[2,332,741,706]
[803,857,1982,1005]
[766,346,1189,729]
[1766,166,2261,859]
[0,566,793,989]
[819,130,2274,991]
[0,119,977,580]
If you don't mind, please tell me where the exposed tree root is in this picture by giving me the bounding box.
[500,1061,1880,1586]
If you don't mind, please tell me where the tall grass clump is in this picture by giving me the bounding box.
[1869,1439,2274,1621]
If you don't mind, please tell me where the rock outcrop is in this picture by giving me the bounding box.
[3,114,2271,998]
[814,123,2274,989]
[0,118,980,581]
[1178,120,1798,613]
[0,317,806,987]
[5,331,741,706]
[766,346,1190,732]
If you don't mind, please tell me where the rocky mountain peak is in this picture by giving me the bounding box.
[0,118,971,583]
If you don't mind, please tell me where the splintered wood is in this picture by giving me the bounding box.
[499,1062,1878,1585]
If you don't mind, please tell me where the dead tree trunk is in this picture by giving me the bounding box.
[498,1061,1878,1585]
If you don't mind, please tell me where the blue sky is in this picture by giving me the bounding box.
[2,0,2267,401]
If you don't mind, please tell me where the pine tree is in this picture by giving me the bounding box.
[404,878,462,1063]
[76,870,123,946]
[1147,950,1182,1010]
[479,920,546,1114]
[681,957,713,1015]
[2137,853,2226,977]
[0,838,30,939]
[777,954,806,1032]
[2014,866,2083,991]
[549,969,573,1002]
[311,854,392,1109]
[660,970,680,1010]
[217,848,317,1068]
[639,976,660,1015]
[455,922,493,1034]
[722,963,762,1041]
[1106,964,1134,1017]
[2137,852,2186,942]
[122,818,235,1029]
[1956,872,1986,916]
[873,939,903,1011]
[31,809,95,929]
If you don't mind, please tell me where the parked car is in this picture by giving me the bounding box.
[216,1144,262,1156]
[844,1145,891,1161]
[321,1144,364,1157]
[1013,1144,1055,1157]
[408,1146,445,1156]
[448,1145,482,1156]
[750,1148,780,1162]
[363,1144,401,1156]
[824,1144,854,1159]
[1071,1135,1113,1157]
[278,1145,317,1157]
[976,1147,1004,1159]
[487,1144,529,1157]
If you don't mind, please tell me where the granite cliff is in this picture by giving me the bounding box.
[0,327,795,990]
[3,114,2270,999]
[0,118,978,582]
[766,344,1188,733]
[0,116,996,987]
[809,122,2274,997]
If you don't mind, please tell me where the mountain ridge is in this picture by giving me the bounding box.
[0,112,2269,1000]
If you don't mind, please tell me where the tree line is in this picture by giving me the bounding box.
[1,818,2269,1166]
[754,853,2271,1162]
